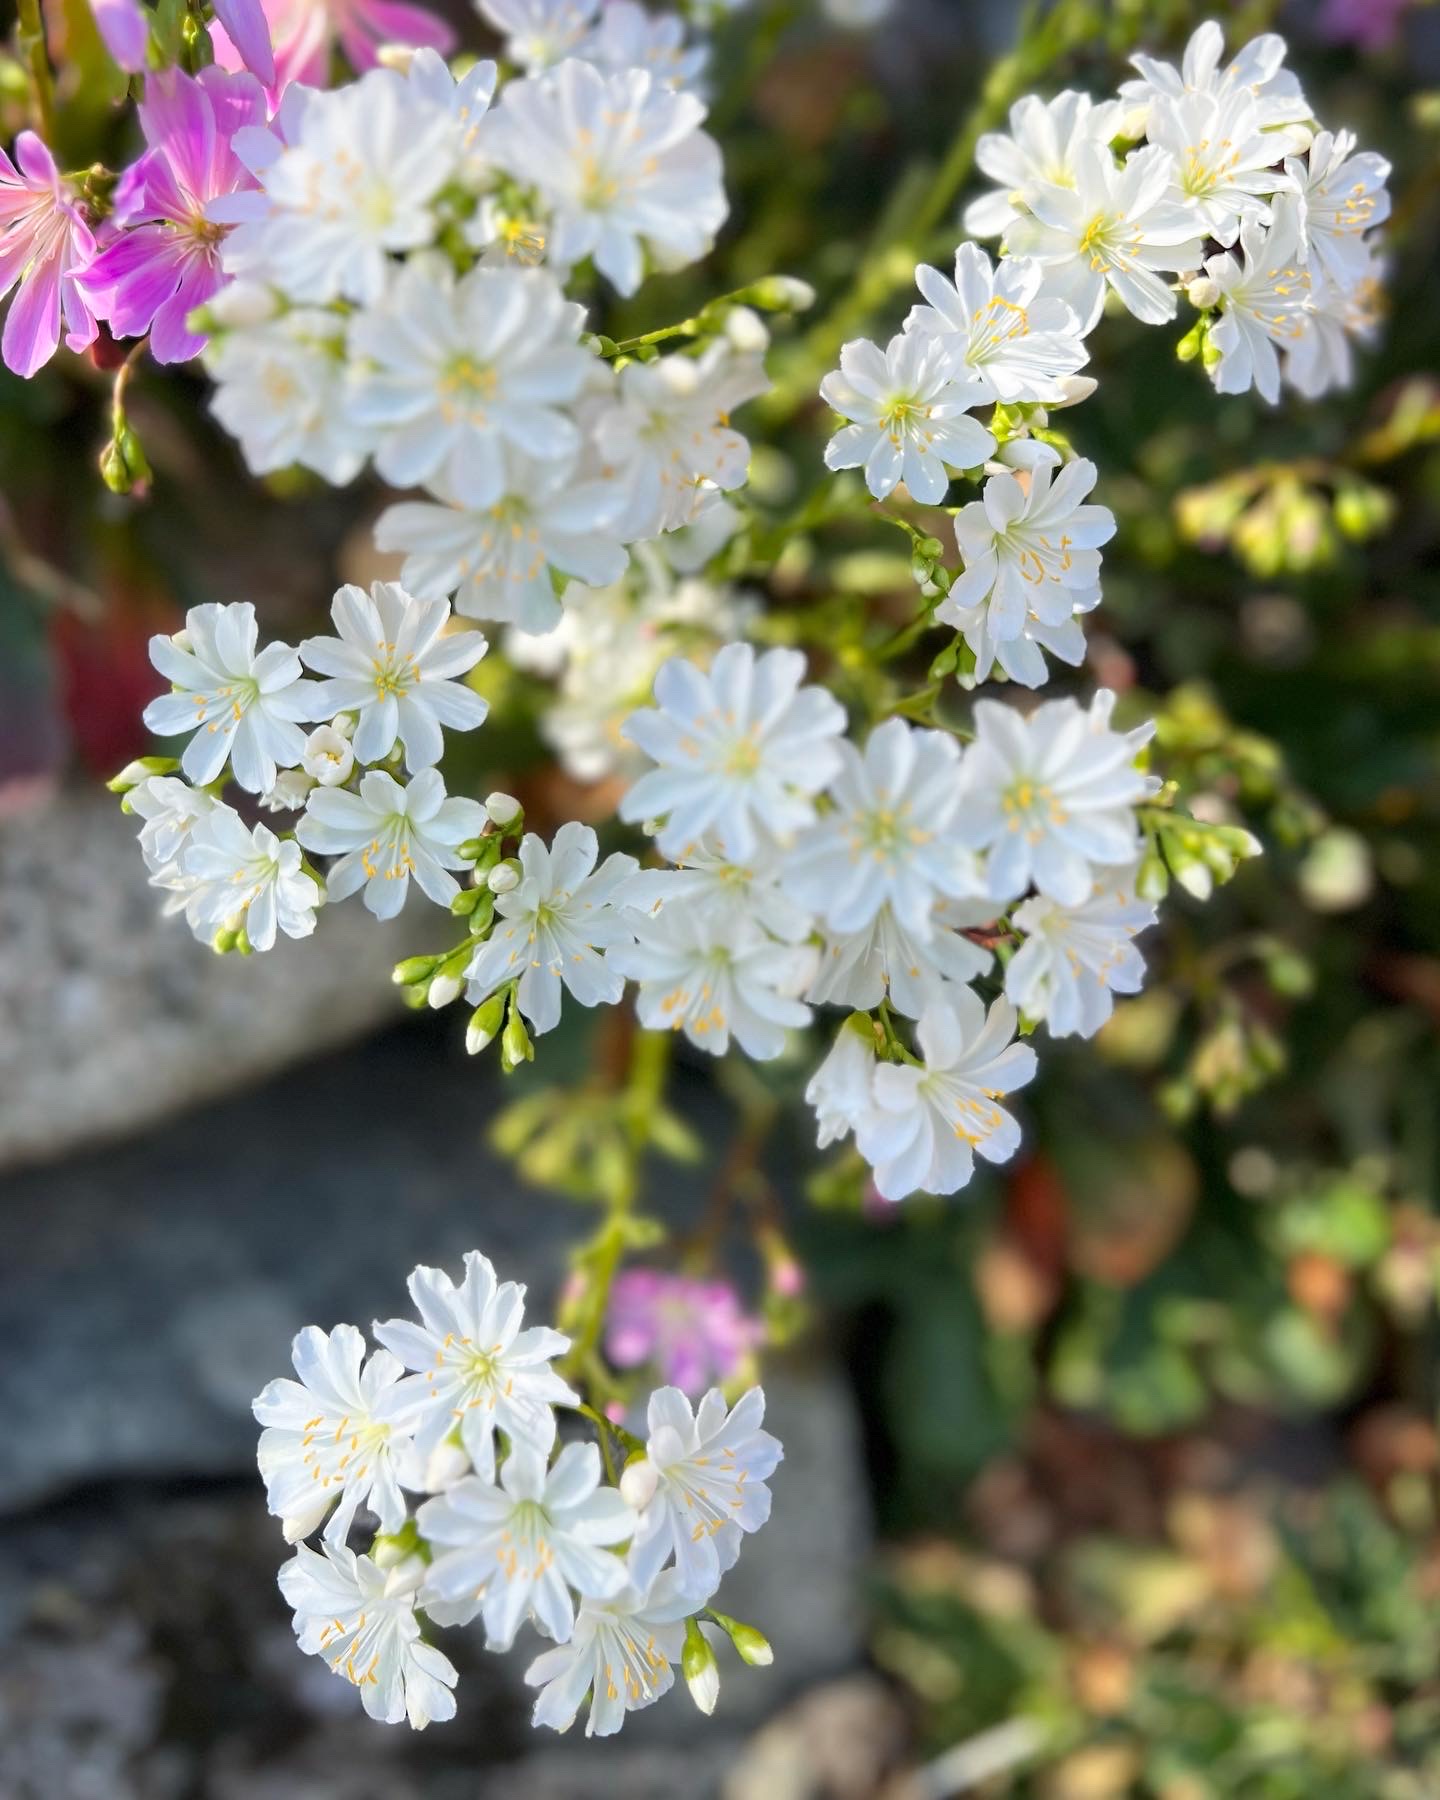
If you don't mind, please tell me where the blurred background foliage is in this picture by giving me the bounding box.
[3,0,1440,1791]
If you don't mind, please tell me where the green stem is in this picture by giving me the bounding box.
[15,0,54,138]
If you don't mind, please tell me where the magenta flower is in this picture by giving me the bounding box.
[212,0,455,92]
[1317,0,1410,50]
[78,69,266,365]
[90,0,149,71]
[0,134,98,379]
[606,1270,763,1397]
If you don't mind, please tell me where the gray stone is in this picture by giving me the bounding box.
[0,786,411,1172]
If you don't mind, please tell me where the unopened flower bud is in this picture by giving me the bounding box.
[106,755,179,794]
[424,1436,471,1490]
[466,993,505,1055]
[709,1609,774,1666]
[750,274,816,313]
[619,1457,659,1510]
[302,723,355,786]
[1049,374,1098,410]
[725,306,770,354]
[381,1553,427,1597]
[501,1002,534,1072]
[428,972,463,1010]
[1186,276,1220,311]
[488,860,521,894]
[393,954,439,987]
[683,1618,720,1716]
[260,769,314,812]
[485,791,523,827]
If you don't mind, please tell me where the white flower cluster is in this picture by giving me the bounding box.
[820,20,1389,683]
[201,37,780,646]
[254,1249,782,1735]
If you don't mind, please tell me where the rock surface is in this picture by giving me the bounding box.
[0,787,410,1172]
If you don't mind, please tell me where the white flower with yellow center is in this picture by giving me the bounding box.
[955,691,1159,906]
[1283,129,1391,295]
[856,993,1037,1202]
[1204,212,1313,404]
[1146,87,1302,248]
[525,1567,699,1737]
[279,1542,458,1729]
[964,90,1125,238]
[479,58,727,296]
[1119,19,1310,134]
[619,643,847,860]
[617,835,815,945]
[464,822,638,1035]
[938,456,1115,652]
[214,69,459,305]
[253,1323,424,1548]
[625,1385,782,1596]
[807,896,997,1021]
[904,244,1089,405]
[1007,142,1205,332]
[418,1444,635,1650]
[374,461,630,638]
[299,581,489,773]
[347,262,593,509]
[782,720,984,937]
[610,904,817,1059]
[182,805,322,950]
[820,330,996,504]
[296,768,485,919]
[206,307,368,486]
[143,601,320,795]
[373,1251,580,1483]
[127,775,217,898]
[1006,874,1157,1039]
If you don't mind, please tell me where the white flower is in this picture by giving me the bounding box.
[143,601,320,795]
[591,342,769,539]
[476,0,599,71]
[302,723,356,786]
[1285,242,1383,401]
[297,769,485,919]
[1204,212,1312,404]
[807,897,996,1021]
[937,457,1115,658]
[782,720,983,937]
[904,245,1089,404]
[1145,87,1301,249]
[626,1386,782,1595]
[347,263,592,508]
[404,48,497,185]
[372,1251,579,1482]
[216,71,459,305]
[1283,129,1391,295]
[374,463,630,637]
[418,1443,635,1650]
[182,807,322,950]
[480,58,727,295]
[581,0,706,90]
[964,90,1125,238]
[955,691,1159,906]
[299,582,489,773]
[608,906,816,1058]
[127,775,217,893]
[941,587,1096,690]
[856,994,1037,1202]
[253,1323,424,1548]
[1006,875,1157,1038]
[617,837,815,944]
[525,1567,698,1737]
[619,643,846,859]
[464,821,637,1033]
[1120,20,1310,133]
[206,309,369,487]
[820,332,996,504]
[1006,143,1205,332]
[260,769,315,812]
[279,1542,458,1729]
[805,1021,878,1150]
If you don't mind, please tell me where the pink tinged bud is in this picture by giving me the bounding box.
[211,0,276,85]
[91,0,148,71]
[603,1399,626,1425]
[771,1259,805,1299]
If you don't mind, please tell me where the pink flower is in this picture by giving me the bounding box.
[606,1271,763,1397]
[90,0,149,71]
[1317,0,1410,49]
[0,133,98,378]
[212,0,455,92]
[78,69,267,365]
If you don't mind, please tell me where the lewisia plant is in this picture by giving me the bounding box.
[5,0,1390,1742]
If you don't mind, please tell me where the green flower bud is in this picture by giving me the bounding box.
[466,993,506,1055]
[707,1609,774,1667]
[683,1618,720,1715]
[392,954,439,987]
[107,755,180,794]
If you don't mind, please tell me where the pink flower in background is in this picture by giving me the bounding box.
[212,0,455,91]
[79,70,266,365]
[0,134,97,378]
[606,1271,763,1396]
[213,0,278,86]
[1317,0,1410,50]
[90,0,149,70]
